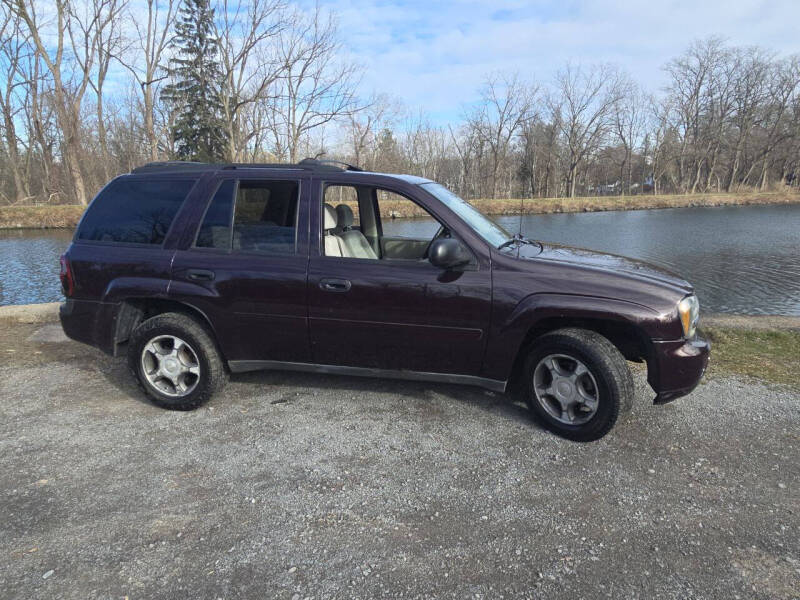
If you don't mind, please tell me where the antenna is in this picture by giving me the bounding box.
[517,195,525,239]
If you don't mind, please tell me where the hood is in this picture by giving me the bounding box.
[515,242,693,293]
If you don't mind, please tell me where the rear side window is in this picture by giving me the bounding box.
[196,180,235,249]
[232,180,298,254]
[77,178,195,244]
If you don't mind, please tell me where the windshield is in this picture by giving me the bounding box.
[420,183,512,248]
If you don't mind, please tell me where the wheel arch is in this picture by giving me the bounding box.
[506,315,654,393]
[114,298,226,362]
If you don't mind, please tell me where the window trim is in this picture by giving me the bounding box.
[190,177,302,257]
[74,175,200,248]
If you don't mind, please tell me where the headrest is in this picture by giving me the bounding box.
[323,203,338,231]
[335,204,354,228]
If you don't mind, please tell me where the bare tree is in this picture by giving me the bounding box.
[467,73,535,198]
[7,0,117,204]
[550,63,625,197]
[725,47,772,191]
[613,78,646,194]
[269,5,361,162]
[119,0,179,161]
[0,5,30,202]
[343,94,404,171]
[76,0,126,181]
[215,0,286,161]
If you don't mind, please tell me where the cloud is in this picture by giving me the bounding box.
[305,0,800,122]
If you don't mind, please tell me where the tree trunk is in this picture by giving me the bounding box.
[143,85,158,161]
[63,103,88,205]
[568,164,578,198]
[760,157,770,191]
[3,110,28,202]
[97,84,110,181]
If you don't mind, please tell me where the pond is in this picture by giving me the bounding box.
[1,204,799,315]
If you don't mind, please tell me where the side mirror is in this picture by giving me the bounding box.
[429,238,472,270]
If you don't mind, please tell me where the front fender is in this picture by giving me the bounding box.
[482,292,676,382]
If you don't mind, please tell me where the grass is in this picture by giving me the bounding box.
[1,190,799,229]
[0,205,85,229]
[703,326,800,386]
[474,190,800,216]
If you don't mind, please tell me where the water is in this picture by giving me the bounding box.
[0,229,73,306]
[1,204,799,314]
[384,204,800,316]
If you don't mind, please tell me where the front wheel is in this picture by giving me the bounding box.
[521,328,634,441]
[127,312,226,410]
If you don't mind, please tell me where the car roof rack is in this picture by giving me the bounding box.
[130,158,363,175]
[298,158,363,172]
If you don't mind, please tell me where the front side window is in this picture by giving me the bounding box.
[322,184,452,263]
[377,189,442,240]
[77,177,195,244]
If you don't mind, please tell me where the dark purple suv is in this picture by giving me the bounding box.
[59,159,709,441]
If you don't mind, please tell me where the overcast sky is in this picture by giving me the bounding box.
[305,0,800,122]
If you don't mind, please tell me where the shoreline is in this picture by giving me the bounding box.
[1,190,798,230]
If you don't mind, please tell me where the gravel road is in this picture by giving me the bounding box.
[1,321,798,600]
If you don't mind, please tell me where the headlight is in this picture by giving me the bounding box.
[678,295,700,338]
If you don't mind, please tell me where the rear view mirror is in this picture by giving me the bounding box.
[429,238,472,270]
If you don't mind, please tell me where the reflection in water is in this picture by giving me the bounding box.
[1,204,799,314]
[0,229,73,306]
[384,204,800,316]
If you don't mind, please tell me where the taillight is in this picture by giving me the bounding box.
[60,254,74,297]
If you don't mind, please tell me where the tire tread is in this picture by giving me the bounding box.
[127,312,226,410]
[522,327,634,441]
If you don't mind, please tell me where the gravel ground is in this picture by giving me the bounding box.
[0,321,798,600]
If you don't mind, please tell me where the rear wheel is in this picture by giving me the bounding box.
[522,328,633,441]
[128,313,226,410]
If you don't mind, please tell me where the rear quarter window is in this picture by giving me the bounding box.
[77,177,196,245]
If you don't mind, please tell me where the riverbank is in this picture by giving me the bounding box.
[1,190,799,229]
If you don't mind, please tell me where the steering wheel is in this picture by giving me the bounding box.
[422,225,450,259]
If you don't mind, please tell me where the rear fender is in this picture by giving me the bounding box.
[102,277,170,303]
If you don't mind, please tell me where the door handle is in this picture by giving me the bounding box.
[320,278,351,292]
[186,269,215,281]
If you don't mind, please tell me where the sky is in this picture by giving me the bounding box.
[304,0,800,123]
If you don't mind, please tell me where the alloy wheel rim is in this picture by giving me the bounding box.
[140,335,201,397]
[532,353,599,425]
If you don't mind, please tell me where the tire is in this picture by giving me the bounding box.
[521,328,634,442]
[127,312,226,410]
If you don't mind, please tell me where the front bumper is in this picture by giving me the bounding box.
[648,333,710,404]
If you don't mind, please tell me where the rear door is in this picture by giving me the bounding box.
[169,171,311,364]
[307,178,492,376]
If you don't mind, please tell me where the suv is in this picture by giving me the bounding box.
[59,159,709,441]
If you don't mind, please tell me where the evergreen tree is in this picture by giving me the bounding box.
[161,0,228,162]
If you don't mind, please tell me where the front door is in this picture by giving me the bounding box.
[169,173,311,363]
[307,180,492,376]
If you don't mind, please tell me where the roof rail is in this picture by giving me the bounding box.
[298,158,363,172]
[130,158,363,175]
